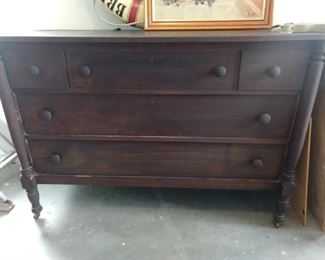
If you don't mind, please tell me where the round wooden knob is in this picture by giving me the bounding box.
[266,66,281,78]
[79,65,92,77]
[40,109,53,121]
[29,65,41,76]
[49,154,62,164]
[258,113,272,125]
[214,66,227,78]
[251,158,264,169]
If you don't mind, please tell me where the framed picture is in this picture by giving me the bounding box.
[145,0,274,30]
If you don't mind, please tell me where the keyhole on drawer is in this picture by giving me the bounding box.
[150,98,155,104]
[149,56,155,64]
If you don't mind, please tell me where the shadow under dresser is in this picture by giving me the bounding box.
[0,30,324,227]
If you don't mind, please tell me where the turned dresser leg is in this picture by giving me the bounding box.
[273,42,325,228]
[273,169,296,228]
[20,166,42,219]
[0,56,43,218]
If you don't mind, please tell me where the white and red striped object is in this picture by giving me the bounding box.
[99,0,144,28]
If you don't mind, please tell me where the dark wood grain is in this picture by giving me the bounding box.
[29,140,285,180]
[67,46,238,90]
[0,30,324,43]
[3,49,68,89]
[25,134,288,144]
[17,93,298,139]
[13,88,300,95]
[37,175,281,191]
[0,31,324,225]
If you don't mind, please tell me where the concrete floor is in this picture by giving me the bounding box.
[1,163,325,260]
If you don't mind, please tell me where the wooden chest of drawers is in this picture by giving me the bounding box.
[0,30,324,227]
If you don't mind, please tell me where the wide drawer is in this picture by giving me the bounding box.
[67,46,238,91]
[3,49,69,89]
[239,49,310,91]
[29,140,285,179]
[17,93,298,139]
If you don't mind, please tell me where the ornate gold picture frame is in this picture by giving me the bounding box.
[145,0,274,30]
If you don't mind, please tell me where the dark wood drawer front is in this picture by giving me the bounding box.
[67,47,238,91]
[239,50,310,91]
[3,49,69,89]
[17,94,297,139]
[29,140,285,179]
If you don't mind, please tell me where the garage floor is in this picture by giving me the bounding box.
[1,163,325,260]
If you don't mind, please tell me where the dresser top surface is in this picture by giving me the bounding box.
[0,30,324,43]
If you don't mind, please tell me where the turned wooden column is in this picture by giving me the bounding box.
[0,53,42,219]
[273,41,325,227]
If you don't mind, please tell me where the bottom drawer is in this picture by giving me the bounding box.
[29,140,285,180]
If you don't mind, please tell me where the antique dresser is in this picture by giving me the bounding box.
[0,30,324,227]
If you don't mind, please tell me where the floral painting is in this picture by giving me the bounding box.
[152,0,267,22]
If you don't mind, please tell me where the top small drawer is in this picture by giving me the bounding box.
[67,46,238,91]
[239,50,310,91]
[3,49,69,89]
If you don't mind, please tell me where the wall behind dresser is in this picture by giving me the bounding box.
[0,0,324,32]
